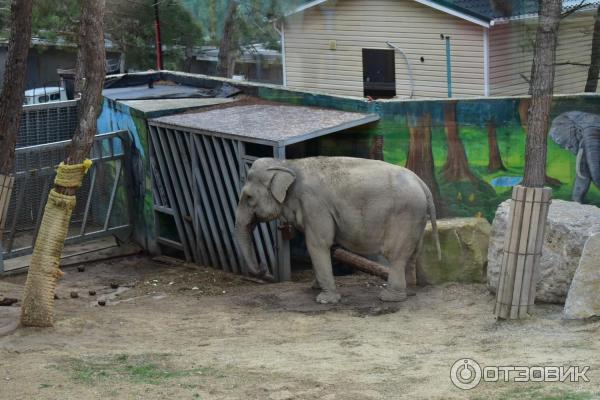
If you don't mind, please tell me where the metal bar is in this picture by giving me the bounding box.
[190,134,221,268]
[164,128,203,264]
[32,175,51,243]
[148,125,192,261]
[102,161,122,231]
[157,128,198,262]
[203,135,241,273]
[193,135,236,271]
[15,131,126,154]
[80,165,97,236]
[173,130,209,266]
[5,173,27,256]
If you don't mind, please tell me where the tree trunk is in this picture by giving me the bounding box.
[518,98,561,186]
[441,101,477,182]
[487,119,506,172]
[0,0,34,175]
[21,0,106,327]
[216,1,238,78]
[523,0,561,187]
[405,113,442,214]
[494,0,561,320]
[585,5,600,92]
[0,0,34,242]
[369,135,384,161]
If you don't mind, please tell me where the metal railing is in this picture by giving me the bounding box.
[1,130,132,269]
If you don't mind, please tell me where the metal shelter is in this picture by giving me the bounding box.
[148,103,379,281]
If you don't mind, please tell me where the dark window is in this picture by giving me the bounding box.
[50,93,60,101]
[38,95,49,103]
[362,49,396,98]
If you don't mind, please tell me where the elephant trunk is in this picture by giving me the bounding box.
[235,207,267,277]
[584,128,600,187]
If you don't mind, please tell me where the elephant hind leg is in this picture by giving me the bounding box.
[378,254,409,302]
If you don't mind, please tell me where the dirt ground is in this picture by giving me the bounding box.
[1,255,599,400]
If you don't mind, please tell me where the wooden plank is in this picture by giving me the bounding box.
[510,187,534,319]
[518,188,541,316]
[528,188,552,311]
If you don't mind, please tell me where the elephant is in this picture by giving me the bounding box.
[549,111,600,203]
[234,156,441,304]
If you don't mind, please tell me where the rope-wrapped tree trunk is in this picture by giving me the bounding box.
[494,0,561,320]
[21,0,106,327]
[0,0,34,242]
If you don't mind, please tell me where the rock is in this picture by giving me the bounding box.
[418,217,491,285]
[564,233,600,319]
[70,291,79,299]
[77,266,85,272]
[488,200,600,304]
[97,300,106,306]
[88,290,96,296]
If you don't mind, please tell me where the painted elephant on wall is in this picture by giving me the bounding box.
[549,111,600,203]
[234,156,441,304]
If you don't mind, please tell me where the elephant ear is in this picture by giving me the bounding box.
[267,167,296,204]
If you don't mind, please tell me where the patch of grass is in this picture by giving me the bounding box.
[488,385,600,400]
[63,353,214,386]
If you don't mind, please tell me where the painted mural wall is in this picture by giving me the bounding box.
[96,73,600,256]
[255,86,600,221]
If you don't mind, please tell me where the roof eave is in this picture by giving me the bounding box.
[285,0,490,28]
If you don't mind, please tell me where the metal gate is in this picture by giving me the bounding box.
[1,130,133,270]
[148,125,287,281]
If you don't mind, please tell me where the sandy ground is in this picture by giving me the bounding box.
[1,255,599,400]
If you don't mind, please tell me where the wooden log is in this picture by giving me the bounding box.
[332,247,388,280]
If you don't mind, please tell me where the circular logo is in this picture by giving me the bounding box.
[450,358,482,390]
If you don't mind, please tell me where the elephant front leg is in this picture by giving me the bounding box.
[306,240,340,304]
[572,175,591,203]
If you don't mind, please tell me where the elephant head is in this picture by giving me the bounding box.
[235,158,296,276]
[549,111,600,187]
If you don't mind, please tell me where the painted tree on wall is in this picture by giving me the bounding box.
[518,97,561,186]
[486,118,506,172]
[441,101,478,182]
[405,113,442,213]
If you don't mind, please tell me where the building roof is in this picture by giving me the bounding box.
[289,0,599,26]
[150,104,380,146]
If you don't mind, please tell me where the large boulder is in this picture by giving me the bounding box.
[488,199,600,304]
[564,233,600,319]
[418,217,491,285]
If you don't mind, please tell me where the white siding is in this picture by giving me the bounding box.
[284,0,485,98]
[489,12,598,96]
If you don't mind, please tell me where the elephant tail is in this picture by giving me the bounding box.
[422,182,441,261]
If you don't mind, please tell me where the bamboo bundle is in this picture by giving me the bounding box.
[494,185,552,319]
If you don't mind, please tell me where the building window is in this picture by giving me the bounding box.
[362,49,396,99]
